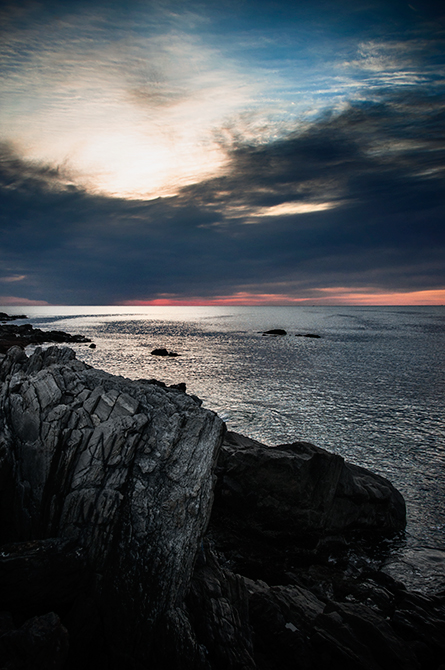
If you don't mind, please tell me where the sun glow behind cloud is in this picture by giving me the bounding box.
[2,4,437,201]
[0,11,265,199]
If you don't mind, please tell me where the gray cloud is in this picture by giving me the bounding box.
[0,85,444,304]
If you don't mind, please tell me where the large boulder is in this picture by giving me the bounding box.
[213,431,406,544]
[0,345,225,666]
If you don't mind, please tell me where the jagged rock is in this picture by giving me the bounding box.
[0,538,90,613]
[0,345,225,667]
[186,542,256,670]
[0,323,91,354]
[213,432,406,547]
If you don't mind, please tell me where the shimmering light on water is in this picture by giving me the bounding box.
[6,305,445,558]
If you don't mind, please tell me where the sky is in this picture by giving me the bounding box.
[0,0,444,306]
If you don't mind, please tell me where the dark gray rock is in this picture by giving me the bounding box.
[0,312,28,322]
[0,345,225,667]
[0,611,69,670]
[0,323,91,354]
[0,350,443,670]
[151,347,179,357]
[213,432,406,545]
[262,329,287,336]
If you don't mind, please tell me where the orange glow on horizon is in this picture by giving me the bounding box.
[121,288,445,307]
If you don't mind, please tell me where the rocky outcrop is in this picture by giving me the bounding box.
[213,431,405,546]
[0,322,91,353]
[0,346,444,670]
[0,312,28,322]
[0,345,224,667]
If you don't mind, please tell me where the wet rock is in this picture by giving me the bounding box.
[262,329,287,336]
[296,333,321,338]
[169,382,187,392]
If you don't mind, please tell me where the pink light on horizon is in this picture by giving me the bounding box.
[121,287,445,307]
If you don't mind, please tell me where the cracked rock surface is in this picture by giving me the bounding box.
[0,345,224,667]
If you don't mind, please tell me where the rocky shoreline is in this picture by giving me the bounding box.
[0,315,92,354]
[0,344,444,669]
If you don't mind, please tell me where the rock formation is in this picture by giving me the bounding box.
[213,431,406,544]
[0,346,444,669]
[0,313,28,322]
[0,345,224,667]
[0,322,91,354]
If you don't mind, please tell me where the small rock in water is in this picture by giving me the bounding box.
[89,343,96,349]
[262,329,287,336]
[151,347,179,357]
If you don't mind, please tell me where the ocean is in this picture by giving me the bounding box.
[4,304,445,590]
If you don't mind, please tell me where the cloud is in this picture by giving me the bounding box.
[0,76,445,304]
[0,3,267,199]
[121,287,445,306]
[0,274,26,283]
[2,0,443,203]
[0,296,50,306]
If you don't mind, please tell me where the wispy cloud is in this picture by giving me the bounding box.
[0,296,50,306]
[121,288,445,306]
[2,2,442,201]
[0,274,26,283]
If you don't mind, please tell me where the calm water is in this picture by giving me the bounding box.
[3,305,445,588]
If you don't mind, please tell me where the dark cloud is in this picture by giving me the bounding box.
[1,86,444,304]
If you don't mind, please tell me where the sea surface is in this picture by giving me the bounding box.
[4,305,445,591]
